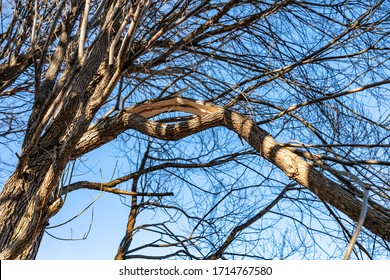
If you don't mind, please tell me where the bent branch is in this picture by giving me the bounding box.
[74,97,390,241]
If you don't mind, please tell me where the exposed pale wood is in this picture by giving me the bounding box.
[129,97,219,117]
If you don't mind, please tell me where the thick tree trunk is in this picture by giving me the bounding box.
[0,11,118,258]
[0,154,64,259]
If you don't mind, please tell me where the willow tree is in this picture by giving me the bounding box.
[0,0,389,260]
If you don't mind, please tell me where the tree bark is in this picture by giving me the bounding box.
[0,3,121,258]
[0,154,64,259]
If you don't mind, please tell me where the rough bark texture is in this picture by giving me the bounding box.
[0,13,120,261]
[0,157,64,259]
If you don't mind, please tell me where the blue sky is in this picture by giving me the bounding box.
[35,143,132,259]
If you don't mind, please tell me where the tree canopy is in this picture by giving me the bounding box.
[0,0,389,259]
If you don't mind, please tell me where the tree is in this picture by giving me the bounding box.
[0,0,389,260]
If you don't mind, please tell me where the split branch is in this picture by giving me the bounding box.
[74,97,390,242]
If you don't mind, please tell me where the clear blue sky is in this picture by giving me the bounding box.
[36,144,134,259]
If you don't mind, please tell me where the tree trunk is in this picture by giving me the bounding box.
[0,154,64,259]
